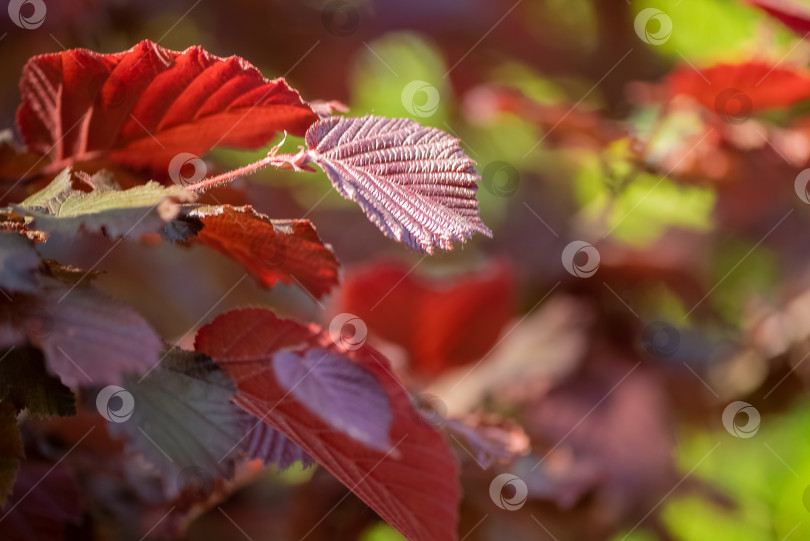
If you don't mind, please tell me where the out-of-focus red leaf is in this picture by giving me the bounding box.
[333,261,514,378]
[463,85,626,149]
[746,0,810,36]
[443,415,530,468]
[525,356,677,522]
[0,461,81,541]
[190,206,339,299]
[16,40,318,171]
[0,142,44,180]
[667,60,810,112]
[195,308,461,541]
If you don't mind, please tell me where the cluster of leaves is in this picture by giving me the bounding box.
[0,40,495,541]
[9,1,810,540]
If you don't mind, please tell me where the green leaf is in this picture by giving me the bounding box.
[0,401,24,507]
[108,349,247,496]
[17,167,73,212]
[0,346,76,417]
[662,401,810,541]
[15,168,196,238]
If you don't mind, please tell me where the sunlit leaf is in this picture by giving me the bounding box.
[14,168,195,238]
[303,115,491,253]
[17,40,318,171]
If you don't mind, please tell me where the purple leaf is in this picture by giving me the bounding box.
[303,115,492,253]
[273,347,393,451]
[245,423,314,471]
[0,278,162,387]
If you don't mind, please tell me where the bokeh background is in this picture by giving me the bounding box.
[4,0,810,540]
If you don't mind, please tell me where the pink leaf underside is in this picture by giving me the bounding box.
[245,422,314,471]
[305,116,492,253]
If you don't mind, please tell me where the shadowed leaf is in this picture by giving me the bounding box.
[109,349,247,497]
[245,423,313,471]
[0,347,75,417]
[0,232,40,294]
[0,461,81,540]
[0,277,162,387]
[0,401,24,506]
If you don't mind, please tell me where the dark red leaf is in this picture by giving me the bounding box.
[0,461,81,541]
[190,206,339,298]
[303,115,492,253]
[667,60,810,112]
[17,40,318,171]
[333,261,514,378]
[195,308,461,541]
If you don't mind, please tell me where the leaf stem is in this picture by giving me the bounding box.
[186,150,313,192]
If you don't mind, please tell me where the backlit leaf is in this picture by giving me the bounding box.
[185,206,339,298]
[17,40,318,171]
[303,115,492,253]
[334,261,514,378]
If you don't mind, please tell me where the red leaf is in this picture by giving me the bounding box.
[191,206,339,298]
[195,309,461,541]
[747,0,810,36]
[302,115,492,253]
[17,40,318,170]
[333,261,514,378]
[667,60,810,112]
